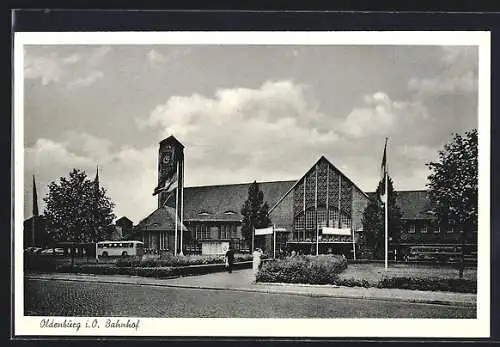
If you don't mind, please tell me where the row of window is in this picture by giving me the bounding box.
[192,224,239,240]
[406,225,459,234]
[294,208,351,230]
[97,242,139,248]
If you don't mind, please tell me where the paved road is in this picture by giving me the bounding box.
[25,278,475,318]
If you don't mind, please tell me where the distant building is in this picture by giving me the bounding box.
[115,216,134,239]
[23,215,52,248]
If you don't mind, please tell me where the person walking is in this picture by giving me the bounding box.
[225,245,235,273]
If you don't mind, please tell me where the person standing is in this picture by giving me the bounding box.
[225,246,235,273]
[252,248,262,280]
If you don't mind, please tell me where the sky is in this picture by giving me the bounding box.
[22,44,479,223]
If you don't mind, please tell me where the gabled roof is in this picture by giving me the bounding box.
[136,206,188,231]
[269,156,368,213]
[367,190,433,220]
[159,135,184,149]
[183,180,296,222]
[116,216,133,225]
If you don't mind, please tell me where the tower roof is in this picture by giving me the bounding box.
[159,135,185,149]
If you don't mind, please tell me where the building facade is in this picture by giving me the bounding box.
[133,136,477,260]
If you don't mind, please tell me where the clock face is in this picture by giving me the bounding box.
[162,151,173,165]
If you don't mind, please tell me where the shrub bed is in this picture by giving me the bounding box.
[256,256,476,293]
[376,276,477,293]
[256,255,348,284]
[116,253,257,268]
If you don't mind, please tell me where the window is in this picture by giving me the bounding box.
[447,227,454,234]
[340,213,351,229]
[433,226,440,234]
[407,224,416,233]
[220,225,230,239]
[305,209,315,230]
[419,225,427,233]
[224,210,236,215]
[328,209,339,228]
[294,214,305,230]
[317,208,327,228]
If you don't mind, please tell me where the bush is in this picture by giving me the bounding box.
[116,253,256,268]
[335,278,371,288]
[256,255,348,284]
[376,276,477,293]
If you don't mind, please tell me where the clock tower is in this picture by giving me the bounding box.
[157,135,185,209]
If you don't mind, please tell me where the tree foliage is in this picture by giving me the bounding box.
[361,176,402,259]
[241,181,271,250]
[426,129,478,232]
[43,169,116,244]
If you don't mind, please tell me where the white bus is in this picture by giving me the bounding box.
[96,240,144,259]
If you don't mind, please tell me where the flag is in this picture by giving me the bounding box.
[32,175,39,216]
[379,138,388,204]
[153,148,181,196]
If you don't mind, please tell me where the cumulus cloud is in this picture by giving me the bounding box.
[24,46,111,89]
[341,92,428,139]
[142,80,339,185]
[146,47,192,66]
[67,70,104,89]
[25,134,157,223]
[408,46,478,96]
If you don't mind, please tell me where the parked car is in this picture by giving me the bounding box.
[24,247,43,254]
[40,248,65,256]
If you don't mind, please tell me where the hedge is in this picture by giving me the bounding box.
[256,256,476,293]
[256,255,348,284]
[116,253,258,268]
[376,276,476,293]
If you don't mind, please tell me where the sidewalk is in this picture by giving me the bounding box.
[25,269,476,307]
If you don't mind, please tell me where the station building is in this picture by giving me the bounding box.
[134,136,477,259]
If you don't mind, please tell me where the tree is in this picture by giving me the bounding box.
[241,181,271,251]
[361,176,402,260]
[43,169,116,246]
[426,129,478,278]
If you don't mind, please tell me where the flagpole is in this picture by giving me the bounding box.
[252,226,255,253]
[174,161,179,255]
[273,225,276,259]
[179,159,184,256]
[384,138,389,270]
[32,175,37,246]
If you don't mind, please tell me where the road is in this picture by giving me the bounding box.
[24,278,475,318]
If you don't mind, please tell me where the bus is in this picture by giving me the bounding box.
[96,240,144,260]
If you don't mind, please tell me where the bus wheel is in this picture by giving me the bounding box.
[121,251,128,257]
[102,251,108,257]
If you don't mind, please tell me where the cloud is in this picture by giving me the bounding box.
[143,80,339,185]
[24,46,111,89]
[25,134,157,223]
[146,47,192,66]
[408,46,478,96]
[341,92,429,139]
[67,70,104,89]
[87,46,112,67]
[24,52,67,85]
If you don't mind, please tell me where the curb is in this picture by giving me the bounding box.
[25,274,476,308]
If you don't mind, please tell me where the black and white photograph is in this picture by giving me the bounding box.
[14,31,490,337]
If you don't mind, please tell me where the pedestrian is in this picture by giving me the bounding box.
[252,248,263,280]
[225,245,235,273]
[291,250,296,257]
